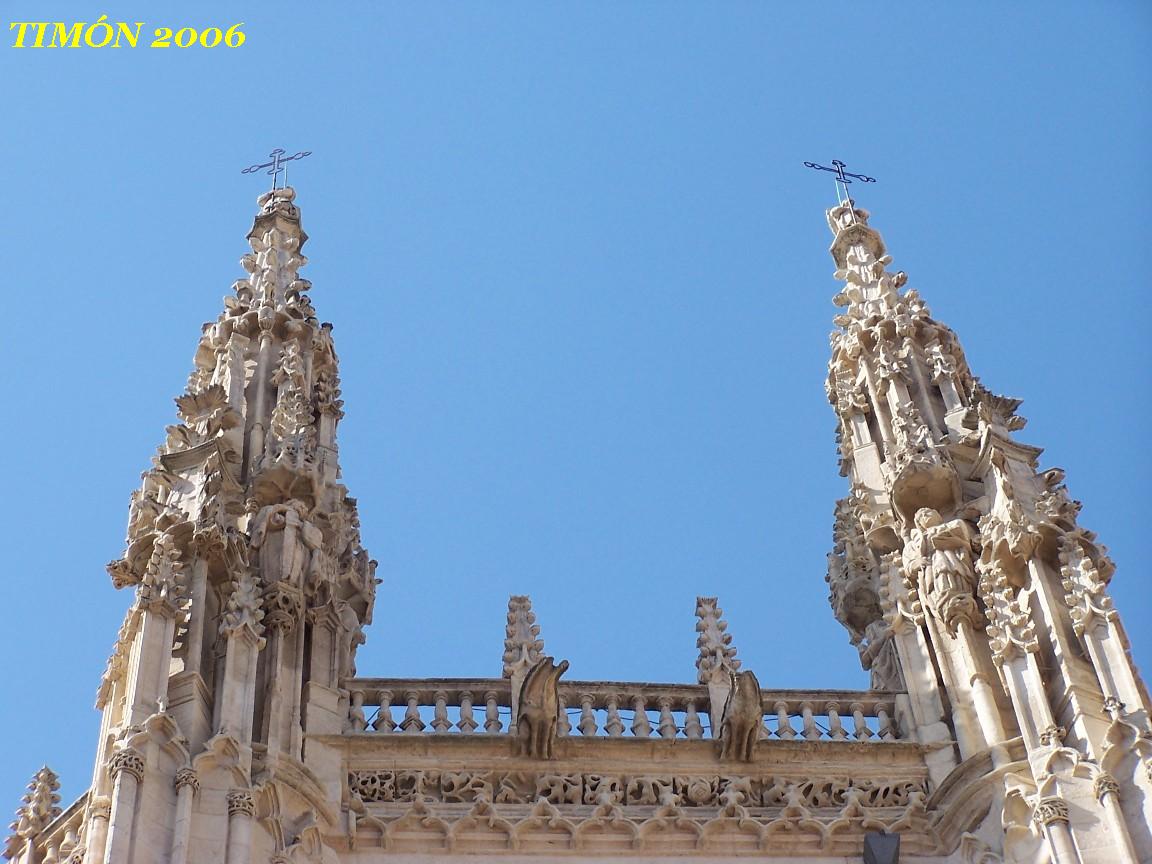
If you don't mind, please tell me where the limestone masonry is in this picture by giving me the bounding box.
[6,189,1149,863]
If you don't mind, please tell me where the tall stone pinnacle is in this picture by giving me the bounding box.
[820,198,1151,860]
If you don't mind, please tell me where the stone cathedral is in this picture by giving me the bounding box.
[6,186,1150,864]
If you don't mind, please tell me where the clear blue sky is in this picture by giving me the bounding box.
[1,2,1148,806]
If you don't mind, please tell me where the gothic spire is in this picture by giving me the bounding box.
[84,188,378,862]
[820,198,1151,859]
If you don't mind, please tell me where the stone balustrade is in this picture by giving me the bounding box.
[346,678,904,742]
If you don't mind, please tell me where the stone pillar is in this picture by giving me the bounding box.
[954,621,1009,755]
[1093,774,1140,864]
[224,789,255,864]
[83,797,111,864]
[183,557,210,676]
[1033,797,1081,864]
[169,768,199,864]
[103,749,145,864]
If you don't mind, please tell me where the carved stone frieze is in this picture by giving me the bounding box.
[348,769,927,811]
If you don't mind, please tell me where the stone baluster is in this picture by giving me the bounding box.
[826,702,848,740]
[401,691,424,733]
[876,702,896,741]
[431,691,450,732]
[684,701,703,739]
[849,702,873,740]
[484,691,502,733]
[801,702,820,740]
[349,689,366,732]
[774,701,795,740]
[631,696,652,737]
[658,697,677,739]
[457,691,477,733]
[556,695,570,737]
[605,695,625,737]
[372,690,395,732]
[578,694,598,736]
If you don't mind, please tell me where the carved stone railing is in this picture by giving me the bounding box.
[346,678,904,742]
[27,792,87,864]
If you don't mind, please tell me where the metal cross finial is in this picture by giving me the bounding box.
[804,159,876,204]
[242,148,312,190]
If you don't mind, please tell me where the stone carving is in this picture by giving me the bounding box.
[719,670,763,762]
[107,749,145,782]
[250,500,323,587]
[502,595,544,679]
[1031,797,1068,826]
[227,790,256,817]
[439,771,491,804]
[902,508,981,634]
[1059,532,1117,635]
[535,774,582,806]
[626,776,674,806]
[4,767,61,859]
[513,656,569,760]
[174,767,200,793]
[695,597,741,685]
[220,569,266,642]
[978,558,1038,664]
[349,768,925,811]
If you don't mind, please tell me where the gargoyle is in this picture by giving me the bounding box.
[719,669,762,762]
[514,656,569,760]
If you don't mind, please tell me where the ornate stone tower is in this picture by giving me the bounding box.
[823,198,1152,862]
[7,187,377,864]
[5,190,1150,864]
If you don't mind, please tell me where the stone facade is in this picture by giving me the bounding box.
[5,190,1149,863]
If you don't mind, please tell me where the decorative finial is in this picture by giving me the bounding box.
[695,596,740,685]
[242,148,312,190]
[503,595,544,678]
[5,767,61,859]
[804,159,876,215]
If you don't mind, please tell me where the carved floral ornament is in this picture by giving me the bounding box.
[226,789,256,817]
[107,749,145,783]
[348,770,931,855]
[1031,796,1069,827]
[348,768,927,811]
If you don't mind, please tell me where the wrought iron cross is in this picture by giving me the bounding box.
[242,148,312,190]
[804,159,876,201]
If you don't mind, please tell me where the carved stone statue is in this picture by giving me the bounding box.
[901,508,981,634]
[719,669,763,762]
[250,499,323,586]
[513,656,569,760]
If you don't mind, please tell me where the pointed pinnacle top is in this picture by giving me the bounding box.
[502,595,544,678]
[695,596,740,685]
[5,767,61,858]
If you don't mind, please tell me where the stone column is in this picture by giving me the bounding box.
[224,790,255,864]
[169,768,199,864]
[103,749,145,864]
[1033,797,1081,864]
[83,797,111,864]
[953,620,1009,755]
[1093,774,1140,864]
[183,557,210,677]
